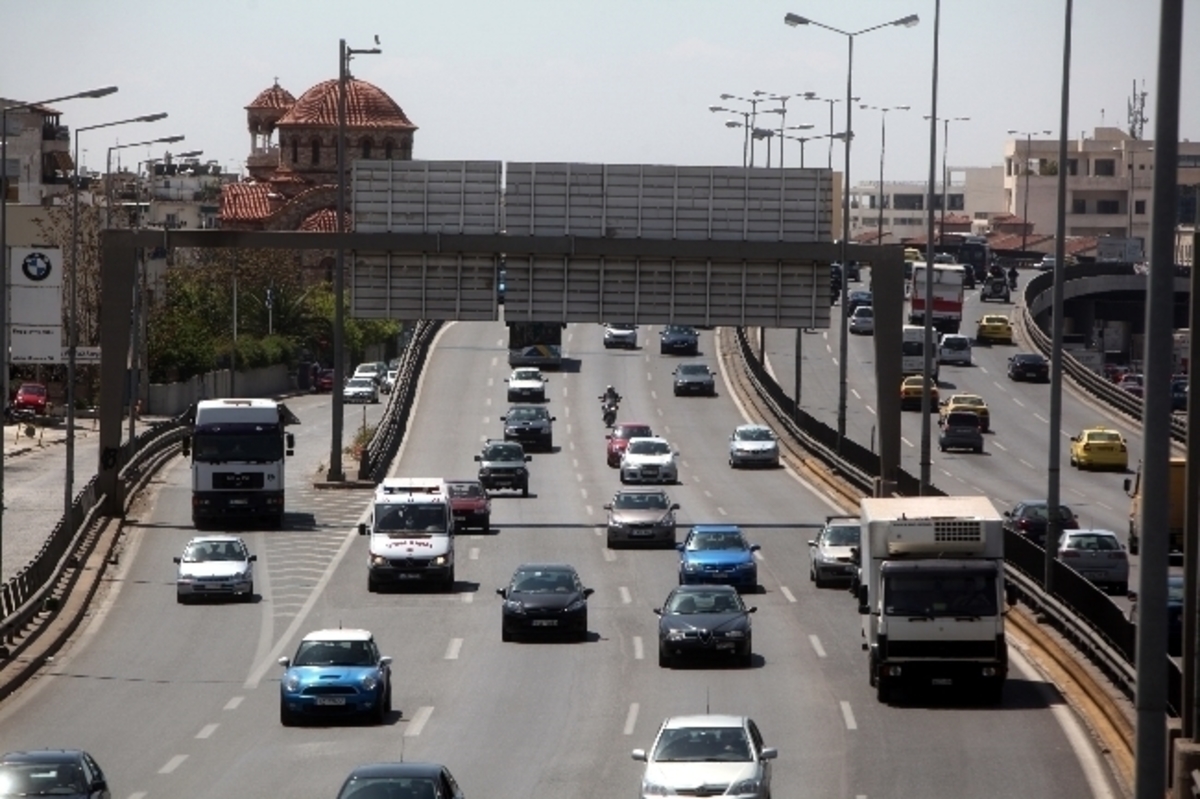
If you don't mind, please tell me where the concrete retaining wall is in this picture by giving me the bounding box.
[147,364,293,416]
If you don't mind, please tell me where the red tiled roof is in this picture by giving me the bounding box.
[246,81,296,111]
[220,183,281,222]
[298,208,352,232]
[277,78,416,130]
[940,213,972,225]
[989,232,1053,251]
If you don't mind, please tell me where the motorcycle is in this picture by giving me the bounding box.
[598,395,621,427]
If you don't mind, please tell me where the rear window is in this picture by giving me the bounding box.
[946,413,979,428]
[1086,431,1121,443]
[1065,533,1120,551]
[941,337,968,350]
[447,482,484,498]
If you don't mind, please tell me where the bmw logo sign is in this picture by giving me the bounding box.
[21,252,53,282]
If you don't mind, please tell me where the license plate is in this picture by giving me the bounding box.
[532,619,558,627]
[715,642,735,650]
[1084,570,1108,579]
[396,573,422,580]
[629,530,655,538]
[931,678,953,686]
[229,499,249,506]
[316,697,346,706]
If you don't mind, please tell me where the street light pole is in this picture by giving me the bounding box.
[861,105,911,245]
[919,0,941,494]
[1008,129,1052,261]
[329,36,381,483]
[785,10,920,449]
[939,116,970,244]
[711,106,753,168]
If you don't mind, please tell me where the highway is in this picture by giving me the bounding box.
[0,321,1119,798]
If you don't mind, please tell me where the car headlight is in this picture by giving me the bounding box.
[610,520,628,530]
[516,467,527,476]
[729,778,760,795]
[432,555,448,566]
[283,673,301,692]
[371,555,389,567]
[565,598,587,613]
[724,629,745,639]
[504,600,526,614]
[505,427,518,435]
[480,467,492,476]
[684,562,702,572]
[734,561,755,570]
[177,576,195,584]
[666,629,689,641]
[642,781,676,796]
[360,673,380,691]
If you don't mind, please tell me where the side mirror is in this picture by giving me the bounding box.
[605,435,613,440]
[1127,590,1138,602]
[857,585,869,606]
[504,378,510,383]
[474,455,482,462]
[760,747,778,761]
[858,604,870,615]
[278,656,290,668]
[603,503,613,510]
[524,455,532,462]
[750,544,761,552]
[181,438,191,457]
[551,416,557,422]
[357,522,368,536]
[286,432,296,449]
[807,539,817,547]
[631,749,648,762]
[172,556,181,564]
[670,503,680,511]
[583,588,595,598]
[248,555,258,562]
[378,656,393,667]
[500,415,508,422]
[1070,436,1078,442]
[748,606,758,614]
[675,543,685,552]
[849,546,860,565]
[496,588,507,598]
[1003,510,1012,518]
[652,607,662,615]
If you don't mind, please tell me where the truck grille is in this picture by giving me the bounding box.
[886,639,998,659]
[213,472,265,490]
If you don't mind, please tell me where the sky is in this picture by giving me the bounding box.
[3,1,1197,186]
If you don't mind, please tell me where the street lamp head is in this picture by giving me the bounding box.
[783,13,809,26]
[708,105,726,113]
[719,93,736,100]
[896,105,912,111]
[786,123,814,130]
[802,91,818,99]
[156,135,185,144]
[892,14,920,27]
[83,86,119,99]
[725,120,742,128]
[136,112,168,123]
[177,150,204,158]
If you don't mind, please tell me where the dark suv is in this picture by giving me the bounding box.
[501,405,556,451]
[475,440,532,496]
[938,411,983,453]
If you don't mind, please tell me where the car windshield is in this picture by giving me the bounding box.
[951,396,984,407]
[511,569,578,593]
[339,778,442,799]
[347,379,373,389]
[192,429,283,463]
[946,413,979,428]
[182,540,246,562]
[614,425,652,440]
[736,428,774,442]
[613,492,670,510]
[506,407,546,422]
[374,503,447,535]
[901,341,924,356]
[292,639,377,667]
[651,727,753,762]
[1064,533,1121,552]
[447,482,484,499]
[883,571,998,617]
[628,440,670,456]
[1018,504,1073,522]
[0,763,87,794]
[824,525,859,546]
[687,532,746,551]
[853,307,873,318]
[983,317,1008,325]
[482,444,524,461]
[1169,577,1185,604]
[512,369,541,381]
[667,591,744,614]
[678,365,709,376]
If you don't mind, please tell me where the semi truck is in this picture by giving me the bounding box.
[1125,456,1185,560]
[183,399,298,529]
[359,477,457,592]
[910,262,965,334]
[855,495,1008,704]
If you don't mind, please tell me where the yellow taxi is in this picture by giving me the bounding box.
[975,314,1014,345]
[1069,426,1129,471]
[939,393,991,432]
[900,375,939,411]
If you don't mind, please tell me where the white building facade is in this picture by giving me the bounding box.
[849,166,1006,242]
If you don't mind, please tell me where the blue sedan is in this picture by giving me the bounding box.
[677,525,760,592]
[279,628,393,726]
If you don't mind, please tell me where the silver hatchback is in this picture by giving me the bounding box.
[1056,529,1129,595]
[604,488,680,548]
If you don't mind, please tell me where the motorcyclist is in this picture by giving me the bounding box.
[601,385,621,405]
[1007,265,1019,290]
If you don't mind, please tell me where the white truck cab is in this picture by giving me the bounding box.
[359,478,456,592]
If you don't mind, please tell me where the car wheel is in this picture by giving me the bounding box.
[280,704,297,727]
[619,473,628,485]
[243,582,255,602]
[876,676,891,703]
[577,614,589,642]
[368,577,379,594]
[740,640,753,668]
[482,515,491,534]
[974,446,983,454]
[507,393,516,403]
[384,684,393,714]
[1113,581,1128,596]
[659,644,672,669]
[373,693,387,724]
[444,568,456,593]
[502,625,514,643]
[176,591,188,605]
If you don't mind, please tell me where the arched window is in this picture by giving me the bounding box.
[361,138,373,159]
[384,139,394,159]
[400,138,413,161]
[291,137,299,164]
[311,138,321,165]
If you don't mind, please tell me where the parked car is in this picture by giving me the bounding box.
[344,377,380,404]
[497,562,593,642]
[1008,352,1049,382]
[654,585,755,667]
[672,362,716,396]
[173,535,256,603]
[1172,379,1189,412]
[334,762,465,799]
[659,325,700,355]
[0,749,110,799]
[446,479,491,532]
[847,305,875,335]
[937,333,973,366]
[677,525,759,592]
[938,411,984,454]
[728,424,780,468]
[11,382,48,415]
[604,323,639,349]
[604,488,679,548]
[1002,500,1079,547]
[380,369,399,395]
[353,362,386,385]
[278,628,392,726]
[1056,529,1129,595]
[313,368,335,392]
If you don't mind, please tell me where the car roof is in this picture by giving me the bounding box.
[302,628,373,642]
[0,750,86,764]
[614,487,669,496]
[615,421,652,428]
[661,714,747,729]
[628,436,669,445]
[734,424,771,433]
[690,524,743,535]
[672,584,739,595]
[1064,529,1119,537]
[445,479,484,486]
[981,314,1010,322]
[186,535,247,546]
[947,394,985,402]
[514,562,578,573]
[343,762,448,780]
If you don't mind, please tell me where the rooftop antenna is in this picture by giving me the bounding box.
[1127,79,1149,140]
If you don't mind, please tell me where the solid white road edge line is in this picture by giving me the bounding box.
[809,635,827,658]
[404,706,434,737]
[624,702,640,735]
[840,701,857,730]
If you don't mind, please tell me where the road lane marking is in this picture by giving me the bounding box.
[633,636,644,660]
[223,697,243,711]
[851,389,861,400]
[718,507,727,516]
[624,702,640,735]
[832,358,839,366]
[405,706,434,737]
[901,437,913,448]
[940,468,952,477]
[1034,413,1049,424]
[692,476,701,483]
[487,377,494,387]
[159,755,188,774]
[809,635,827,658]
[603,549,617,562]
[840,701,858,730]
[1019,459,1035,469]
[651,390,658,399]
[704,490,712,498]
[980,366,989,374]
[469,547,479,560]
[664,425,672,434]
[461,593,474,603]
[482,416,490,424]
[682,460,691,469]
[491,356,498,366]
[970,484,985,493]
[993,442,1007,451]
[866,405,876,415]
[1098,502,1113,511]
[196,724,218,739]
[1068,487,1085,497]
[647,371,652,381]
[573,458,579,468]
[576,473,583,482]
[485,397,491,407]
[780,586,797,603]
[657,407,664,416]
[586,504,594,516]
[581,488,588,500]
[563,385,569,397]
[444,638,463,660]
[826,343,832,353]
[752,550,763,561]
[129,793,147,799]
[620,586,632,604]
[569,440,576,451]
[1012,397,1025,408]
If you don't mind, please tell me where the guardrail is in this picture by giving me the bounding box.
[732,324,1181,713]
[0,412,188,660]
[358,320,443,483]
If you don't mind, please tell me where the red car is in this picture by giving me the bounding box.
[313,368,335,392]
[446,479,491,532]
[12,382,48,415]
[606,422,653,467]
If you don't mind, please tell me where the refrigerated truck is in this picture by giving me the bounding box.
[910,262,965,334]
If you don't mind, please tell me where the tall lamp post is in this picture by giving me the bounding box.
[1008,129,1052,261]
[67,112,167,541]
[0,84,116,585]
[861,104,911,244]
[754,93,813,167]
[784,10,919,449]
[712,106,753,167]
[934,116,970,243]
[782,131,845,169]
[329,36,382,483]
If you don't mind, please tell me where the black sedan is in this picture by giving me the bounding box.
[846,289,872,315]
[498,563,593,642]
[1008,352,1050,382]
[335,762,466,799]
[660,325,700,355]
[1002,500,1078,547]
[672,362,716,396]
[655,585,755,668]
[0,749,110,799]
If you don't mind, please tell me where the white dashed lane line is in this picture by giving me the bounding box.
[159,755,188,774]
[633,636,645,660]
[1098,502,1113,511]
[444,638,463,660]
[1013,398,1025,408]
[469,548,479,560]
[851,389,861,400]
[619,586,632,604]
[603,549,617,562]
[809,635,827,658]
[1034,413,1049,423]
[993,441,1007,451]
[624,702,640,735]
[718,507,728,516]
[651,390,658,399]
[901,437,914,448]
[461,593,474,604]
[704,490,712,498]
[585,504,594,516]
[866,405,876,415]
[840,701,858,730]
[581,488,588,500]
[780,586,797,603]
[196,724,218,739]
[1019,459,1035,469]
[405,706,434,737]
[752,550,763,561]
[223,697,243,711]
[487,377,494,387]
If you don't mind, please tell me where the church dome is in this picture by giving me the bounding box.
[245,81,296,111]
[277,78,416,130]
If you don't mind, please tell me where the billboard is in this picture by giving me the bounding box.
[9,246,63,363]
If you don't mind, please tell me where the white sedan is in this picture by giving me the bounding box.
[174,535,256,602]
[620,437,679,484]
[505,367,548,402]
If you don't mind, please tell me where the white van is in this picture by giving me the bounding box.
[901,325,940,380]
[938,333,973,366]
[359,478,456,592]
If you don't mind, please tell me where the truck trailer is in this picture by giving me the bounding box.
[855,495,1008,704]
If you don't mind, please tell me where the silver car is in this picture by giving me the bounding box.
[604,488,680,548]
[728,424,780,468]
[808,516,859,587]
[1057,529,1129,595]
[848,306,874,335]
[344,377,380,404]
[632,715,776,799]
[174,535,256,602]
[604,323,639,349]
